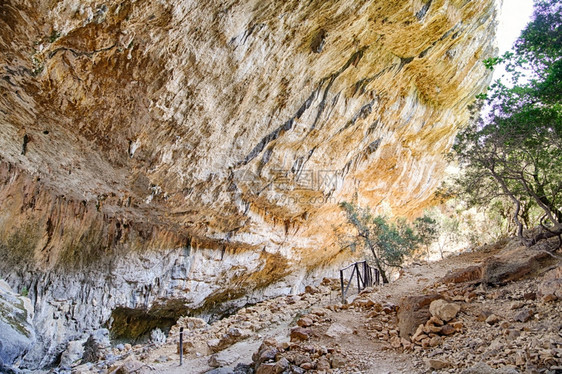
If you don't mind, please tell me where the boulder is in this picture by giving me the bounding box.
[0,280,35,369]
[252,339,280,366]
[397,294,441,339]
[60,339,86,367]
[440,266,482,284]
[538,266,562,300]
[82,329,111,363]
[481,250,550,285]
[429,299,460,322]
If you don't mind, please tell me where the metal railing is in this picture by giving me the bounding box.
[339,261,379,303]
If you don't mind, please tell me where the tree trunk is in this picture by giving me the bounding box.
[521,174,560,226]
[489,168,525,240]
[378,267,389,284]
[367,243,389,283]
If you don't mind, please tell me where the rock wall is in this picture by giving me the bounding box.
[0,0,497,368]
[0,280,35,370]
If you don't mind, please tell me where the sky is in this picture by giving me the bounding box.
[493,0,535,80]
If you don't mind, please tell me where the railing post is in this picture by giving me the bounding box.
[340,269,345,304]
[355,262,361,293]
[179,327,184,366]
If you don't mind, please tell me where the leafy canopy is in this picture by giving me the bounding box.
[450,0,562,245]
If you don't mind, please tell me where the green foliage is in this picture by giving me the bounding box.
[20,286,28,297]
[413,214,439,261]
[414,215,439,247]
[450,0,562,244]
[483,56,502,70]
[49,30,61,43]
[338,202,437,282]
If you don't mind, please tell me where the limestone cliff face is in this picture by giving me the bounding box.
[0,0,496,368]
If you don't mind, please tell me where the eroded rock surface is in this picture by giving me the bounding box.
[0,280,35,371]
[0,0,497,368]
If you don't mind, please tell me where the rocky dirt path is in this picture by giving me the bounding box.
[74,239,562,373]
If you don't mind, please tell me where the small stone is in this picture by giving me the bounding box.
[450,321,464,331]
[112,357,143,374]
[297,317,313,327]
[429,336,443,347]
[390,336,402,348]
[514,308,533,322]
[507,329,520,339]
[425,358,449,370]
[311,308,326,317]
[426,323,442,333]
[325,323,353,338]
[276,357,290,371]
[440,324,456,336]
[316,356,331,370]
[300,362,314,370]
[401,337,413,349]
[382,303,396,314]
[428,316,444,326]
[412,324,425,342]
[330,354,346,368]
[476,310,493,322]
[290,327,310,341]
[256,363,278,374]
[461,362,500,374]
[510,301,525,310]
[305,285,320,294]
[486,314,501,325]
[207,339,221,351]
[257,348,278,364]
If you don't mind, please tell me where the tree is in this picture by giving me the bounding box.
[414,214,439,261]
[338,202,436,283]
[450,0,562,246]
